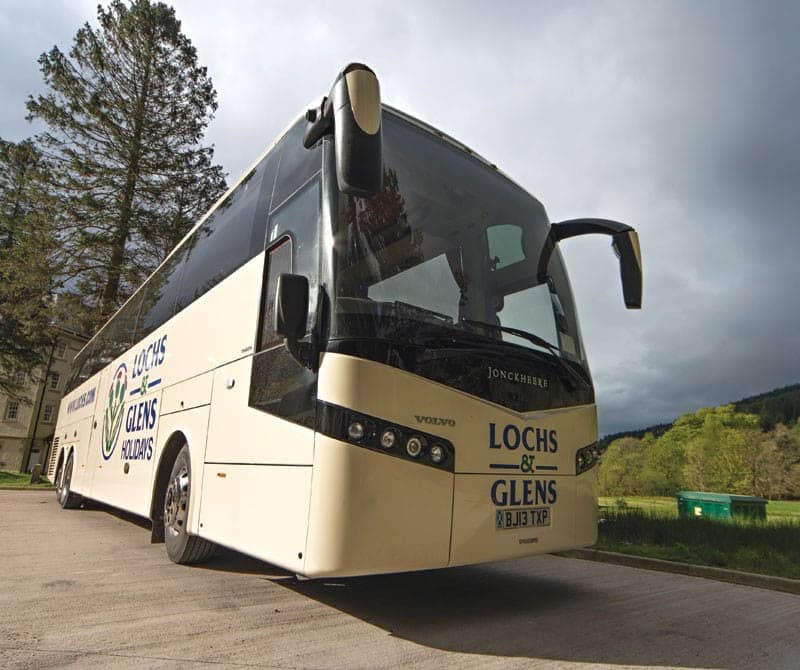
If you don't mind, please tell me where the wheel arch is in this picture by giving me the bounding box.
[149,430,188,542]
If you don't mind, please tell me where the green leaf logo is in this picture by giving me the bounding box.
[101,363,127,460]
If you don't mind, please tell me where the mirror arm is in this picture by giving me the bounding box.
[304,97,333,149]
[537,218,636,280]
[537,218,642,309]
[549,218,634,241]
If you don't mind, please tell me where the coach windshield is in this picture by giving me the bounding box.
[330,111,587,373]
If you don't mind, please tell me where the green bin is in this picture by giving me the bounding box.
[675,491,767,521]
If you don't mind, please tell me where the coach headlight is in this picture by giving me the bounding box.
[406,436,424,458]
[348,421,365,441]
[576,442,600,474]
[380,428,397,449]
[429,444,445,464]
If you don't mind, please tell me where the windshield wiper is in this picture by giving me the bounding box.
[391,301,453,324]
[460,318,590,390]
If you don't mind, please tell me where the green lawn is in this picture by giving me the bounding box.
[599,496,800,523]
[596,509,800,579]
[595,496,800,580]
[760,499,800,521]
[599,496,678,517]
[0,470,54,489]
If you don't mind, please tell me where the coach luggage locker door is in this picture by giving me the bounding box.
[449,402,598,566]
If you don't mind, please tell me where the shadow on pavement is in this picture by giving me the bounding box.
[82,499,151,529]
[199,547,294,578]
[275,560,786,669]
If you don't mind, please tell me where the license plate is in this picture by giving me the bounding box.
[495,507,551,530]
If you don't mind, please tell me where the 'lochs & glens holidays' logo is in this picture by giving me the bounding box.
[102,363,127,460]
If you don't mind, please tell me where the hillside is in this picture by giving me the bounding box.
[600,382,800,447]
[734,383,800,429]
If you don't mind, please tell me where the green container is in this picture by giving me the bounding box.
[676,491,767,521]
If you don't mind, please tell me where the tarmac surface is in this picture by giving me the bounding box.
[1,490,799,669]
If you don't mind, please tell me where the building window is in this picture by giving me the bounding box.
[16,370,26,384]
[48,372,60,391]
[5,401,19,421]
[55,341,67,358]
[43,404,54,423]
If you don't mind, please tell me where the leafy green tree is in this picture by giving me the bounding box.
[601,406,800,499]
[642,413,701,495]
[745,429,786,498]
[682,406,762,494]
[636,432,668,494]
[0,139,59,396]
[26,0,226,330]
[598,437,647,496]
[771,422,800,498]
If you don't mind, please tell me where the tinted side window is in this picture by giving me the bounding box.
[268,180,320,275]
[66,343,94,392]
[88,332,117,380]
[257,239,292,352]
[271,120,322,211]
[248,151,280,258]
[136,245,188,340]
[105,291,145,360]
[177,159,270,310]
[267,180,321,325]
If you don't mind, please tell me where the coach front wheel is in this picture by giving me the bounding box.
[163,445,215,564]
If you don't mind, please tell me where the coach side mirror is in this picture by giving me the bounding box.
[611,229,643,309]
[304,63,383,198]
[536,218,642,309]
[274,273,309,343]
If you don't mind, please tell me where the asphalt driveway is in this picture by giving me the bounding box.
[1,490,798,669]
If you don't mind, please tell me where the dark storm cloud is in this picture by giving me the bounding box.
[2,0,798,434]
[0,1,96,140]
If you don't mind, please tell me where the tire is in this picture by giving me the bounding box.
[56,451,83,509]
[164,445,215,564]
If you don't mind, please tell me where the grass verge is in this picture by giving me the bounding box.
[0,470,54,489]
[598,495,800,522]
[597,509,800,580]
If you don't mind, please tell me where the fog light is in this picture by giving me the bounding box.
[430,444,445,464]
[380,428,397,449]
[406,436,424,457]
[348,421,365,441]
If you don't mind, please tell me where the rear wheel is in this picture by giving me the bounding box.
[56,451,83,509]
[164,445,215,564]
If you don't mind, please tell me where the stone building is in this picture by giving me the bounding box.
[0,327,88,473]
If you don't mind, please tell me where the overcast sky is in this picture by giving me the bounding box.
[2,0,798,434]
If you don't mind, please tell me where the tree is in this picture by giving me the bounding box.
[637,432,671,495]
[772,422,800,498]
[0,139,59,396]
[598,437,647,496]
[642,413,700,495]
[26,0,226,332]
[682,406,763,494]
